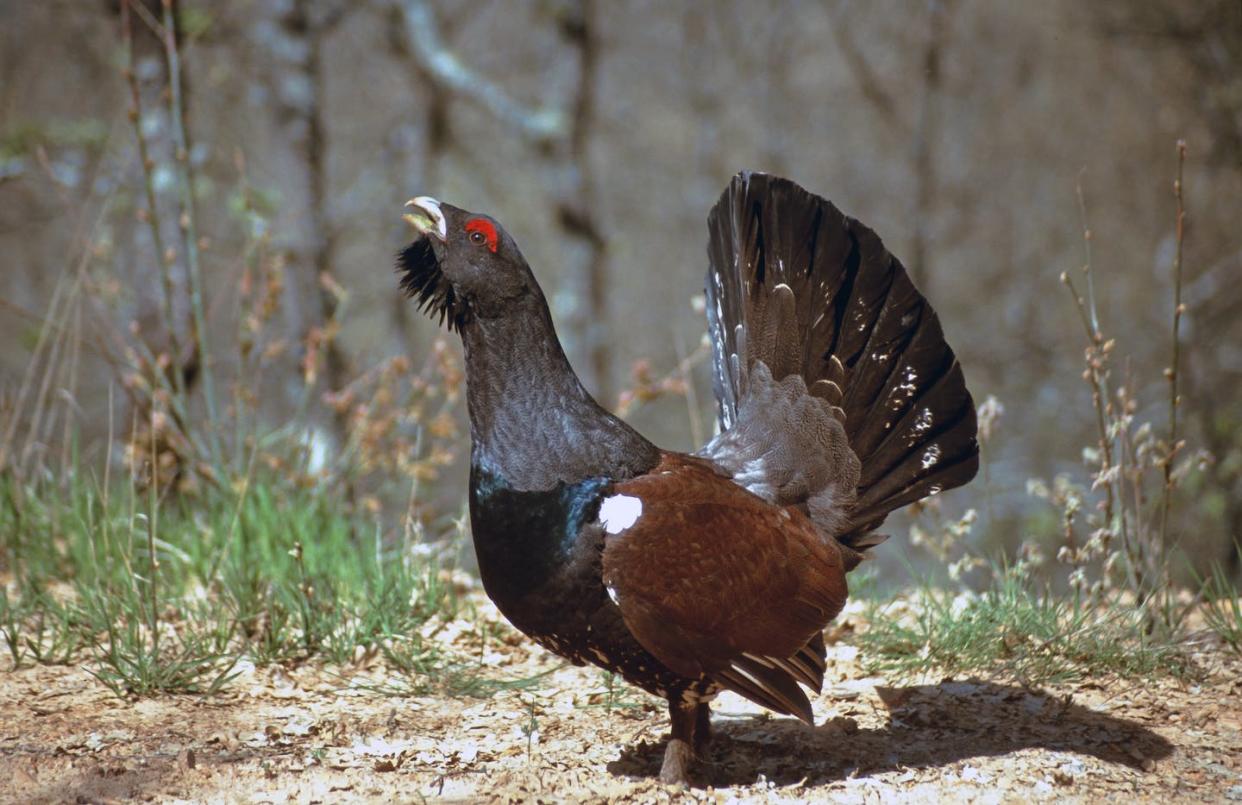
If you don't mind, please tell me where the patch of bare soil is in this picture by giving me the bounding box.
[1,593,1239,804]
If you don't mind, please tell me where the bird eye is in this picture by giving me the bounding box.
[464,218,499,253]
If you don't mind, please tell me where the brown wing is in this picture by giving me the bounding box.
[600,452,847,722]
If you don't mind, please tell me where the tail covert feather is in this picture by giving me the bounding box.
[703,172,978,545]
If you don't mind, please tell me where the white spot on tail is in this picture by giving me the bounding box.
[599,494,642,534]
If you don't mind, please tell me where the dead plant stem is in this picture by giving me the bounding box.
[122,0,182,398]
[1159,141,1187,564]
[0,271,69,474]
[159,0,221,467]
[148,404,160,660]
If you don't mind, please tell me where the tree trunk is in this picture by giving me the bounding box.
[555,0,611,402]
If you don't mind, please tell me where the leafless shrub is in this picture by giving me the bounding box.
[1027,143,1210,625]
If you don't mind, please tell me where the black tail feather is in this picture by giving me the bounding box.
[704,172,978,545]
[714,654,815,725]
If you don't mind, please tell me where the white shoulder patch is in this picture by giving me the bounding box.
[599,494,642,534]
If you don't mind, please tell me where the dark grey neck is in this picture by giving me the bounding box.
[460,296,659,490]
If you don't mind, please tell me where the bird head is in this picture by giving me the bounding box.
[399,196,537,331]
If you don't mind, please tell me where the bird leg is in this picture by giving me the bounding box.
[694,701,712,755]
[659,699,696,785]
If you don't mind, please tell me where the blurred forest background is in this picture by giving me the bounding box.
[1,0,1239,582]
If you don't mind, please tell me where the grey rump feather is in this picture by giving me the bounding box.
[699,363,859,537]
[699,172,978,548]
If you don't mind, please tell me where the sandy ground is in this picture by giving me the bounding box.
[1,592,1240,804]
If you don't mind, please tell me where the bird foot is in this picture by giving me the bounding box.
[694,706,713,756]
[658,738,693,786]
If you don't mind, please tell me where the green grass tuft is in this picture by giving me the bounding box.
[1198,560,1242,654]
[854,562,1193,685]
[0,469,480,697]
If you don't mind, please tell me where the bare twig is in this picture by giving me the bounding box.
[122,0,181,393]
[290,2,350,428]
[159,0,221,466]
[395,0,566,144]
[1159,141,1187,557]
[615,337,710,420]
[127,0,163,39]
[1075,178,1103,339]
[0,269,70,474]
[4,194,114,480]
[1059,271,1118,531]
[1062,221,1144,593]
[58,294,84,482]
[147,402,160,661]
[1066,179,1128,564]
[17,274,70,472]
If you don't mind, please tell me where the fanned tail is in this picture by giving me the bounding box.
[704,172,978,546]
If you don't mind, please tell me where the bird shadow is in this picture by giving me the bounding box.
[607,680,1174,788]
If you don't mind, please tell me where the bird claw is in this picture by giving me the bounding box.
[658,738,694,787]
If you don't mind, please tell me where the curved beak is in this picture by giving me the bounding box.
[403,196,447,242]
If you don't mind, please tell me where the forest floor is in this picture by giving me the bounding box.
[1,587,1239,805]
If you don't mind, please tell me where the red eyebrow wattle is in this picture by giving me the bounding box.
[466,218,498,253]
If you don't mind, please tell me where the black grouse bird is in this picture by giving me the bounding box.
[398,172,978,784]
